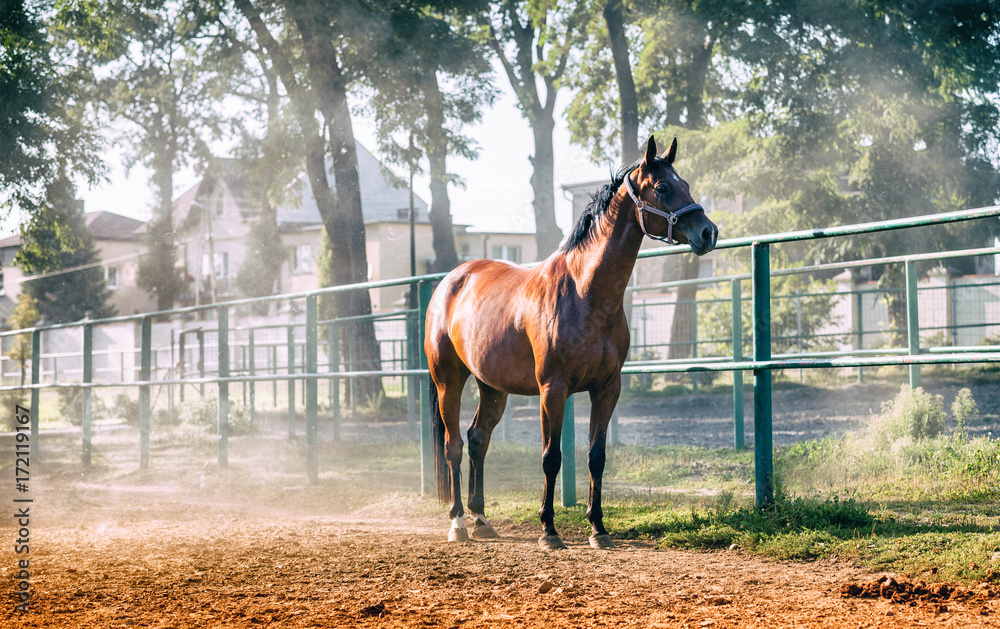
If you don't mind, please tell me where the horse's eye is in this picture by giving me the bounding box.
[656,183,671,196]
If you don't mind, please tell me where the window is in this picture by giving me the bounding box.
[293,244,313,273]
[201,252,229,278]
[491,245,520,264]
[104,266,120,290]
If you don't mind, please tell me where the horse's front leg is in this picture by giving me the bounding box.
[467,381,506,539]
[538,380,568,550]
[587,378,621,549]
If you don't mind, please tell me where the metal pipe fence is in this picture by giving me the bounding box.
[5,204,1000,509]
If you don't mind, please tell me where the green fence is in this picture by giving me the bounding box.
[5,204,1000,509]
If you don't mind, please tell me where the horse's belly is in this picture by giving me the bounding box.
[450,314,538,395]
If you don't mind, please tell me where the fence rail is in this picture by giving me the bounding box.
[6,204,1000,508]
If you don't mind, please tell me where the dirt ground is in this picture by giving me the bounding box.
[3,501,999,629]
[2,378,999,628]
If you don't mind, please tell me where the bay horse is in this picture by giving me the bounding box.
[425,136,718,550]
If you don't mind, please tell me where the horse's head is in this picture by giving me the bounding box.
[625,136,718,255]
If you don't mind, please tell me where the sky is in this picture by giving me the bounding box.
[66,74,611,241]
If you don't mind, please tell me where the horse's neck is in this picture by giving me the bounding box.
[565,191,643,306]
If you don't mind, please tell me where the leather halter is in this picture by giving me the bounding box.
[624,167,704,245]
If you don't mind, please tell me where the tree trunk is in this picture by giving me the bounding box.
[604,0,639,166]
[423,72,460,273]
[667,254,701,361]
[531,113,562,258]
[295,10,383,402]
[684,35,716,129]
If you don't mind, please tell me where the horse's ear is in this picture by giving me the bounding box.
[660,137,678,165]
[643,136,657,165]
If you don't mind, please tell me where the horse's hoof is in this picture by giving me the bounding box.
[472,523,499,539]
[539,535,567,551]
[449,527,470,543]
[589,534,615,549]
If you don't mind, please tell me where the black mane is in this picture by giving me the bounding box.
[561,163,635,252]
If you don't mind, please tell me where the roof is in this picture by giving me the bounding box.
[277,141,430,226]
[0,234,21,249]
[85,211,144,240]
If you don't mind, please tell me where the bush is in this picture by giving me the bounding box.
[0,390,28,431]
[951,388,980,440]
[867,384,945,450]
[59,387,84,425]
[114,393,140,426]
[184,397,257,436]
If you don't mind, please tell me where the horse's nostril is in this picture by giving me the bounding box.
[702,226,713,243]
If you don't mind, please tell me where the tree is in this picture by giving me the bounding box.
[6,292,40,387]
[1,0,103,213]
[62,1,235,310]
[235,0,385,401]
[567,0,756,363]
[482,0,591,258]
[364,1,495,273]
[15,183,115,324]
[234,204,286,312]
[569,0,1000,355]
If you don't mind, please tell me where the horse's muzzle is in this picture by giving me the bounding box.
[689,219,719,256]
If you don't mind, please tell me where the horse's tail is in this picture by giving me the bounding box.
[429,377,451,504]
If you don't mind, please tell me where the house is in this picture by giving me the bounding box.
[0,210,149,320]
[0,142,538,320]
[143,141,539,315]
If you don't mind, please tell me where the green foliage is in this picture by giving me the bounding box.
[234,206,286,311]
[867,385,946,449]
[0,1,104,213]
[699,272,843,357]
[184,397,257,436]
[136,216,186,311]
[0,390,28,431]
[952,388,980,440]
[113,393,139,427]
[5,292,40,383]
[352,392,408,421]
[58,387,83,425]
[15,191,116,323]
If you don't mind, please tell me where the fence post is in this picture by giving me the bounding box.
[905,260,921,388]
[330,322,340,441]
[561,393,576,507]
[139,317,151,469]
[691,300,699,393]
[855,289,864,383]
[82,323,93,468]
[752,242,773,509]
[305,295,318,484]
[731,279,744,449]
[418,279,433,496]
[30,329,40,459]
[217,308,229,469]
[168,328,175,412]
[406,308,417,439]
[796,291,804,382]
[248,328,255,428]
[197,330,205,397]
[287,325,296,439]
[179,331,186,403]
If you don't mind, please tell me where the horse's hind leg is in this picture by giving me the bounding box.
[467,380,507,539]
[438,374,470,542]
